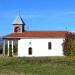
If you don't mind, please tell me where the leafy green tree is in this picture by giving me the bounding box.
[63,32,75,56]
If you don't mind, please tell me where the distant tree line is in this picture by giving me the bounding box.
[0,37,3,54]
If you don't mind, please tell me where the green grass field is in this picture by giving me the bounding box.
[0,56,75,75]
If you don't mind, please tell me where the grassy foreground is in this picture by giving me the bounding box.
[0,56,75,75]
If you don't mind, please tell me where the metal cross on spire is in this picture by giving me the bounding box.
[18,9,21,16]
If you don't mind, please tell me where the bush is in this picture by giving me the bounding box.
[63,32,75,56]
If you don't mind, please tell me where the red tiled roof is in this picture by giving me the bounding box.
[3,31,70,39]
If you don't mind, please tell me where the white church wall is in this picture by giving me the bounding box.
[18,38,64,57]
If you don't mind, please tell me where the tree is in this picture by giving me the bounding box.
[63,32,75,56]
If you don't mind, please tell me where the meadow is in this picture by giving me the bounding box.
[0,56,75,75]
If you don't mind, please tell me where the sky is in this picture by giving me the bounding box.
[0,0,75,36]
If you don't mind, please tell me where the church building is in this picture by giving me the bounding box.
[3,16,70,57]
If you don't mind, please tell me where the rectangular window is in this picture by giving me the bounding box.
[48,42,51,49]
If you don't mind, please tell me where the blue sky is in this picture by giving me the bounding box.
[0,0,75,36]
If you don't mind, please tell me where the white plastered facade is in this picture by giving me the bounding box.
[18,37,64,57]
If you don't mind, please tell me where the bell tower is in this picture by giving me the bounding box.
[13,16,25,33]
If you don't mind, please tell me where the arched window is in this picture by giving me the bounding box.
[14,27,21,32]
[28,47,32,55]
[48,42,51,49]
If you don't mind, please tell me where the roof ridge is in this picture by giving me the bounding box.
[3,30,70,39]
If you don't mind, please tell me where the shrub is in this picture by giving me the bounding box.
[63,32,75,56]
